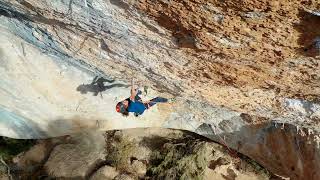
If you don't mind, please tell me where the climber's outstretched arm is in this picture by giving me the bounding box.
[130,78,137,101]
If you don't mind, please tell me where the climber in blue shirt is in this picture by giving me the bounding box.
[116,78,168,117]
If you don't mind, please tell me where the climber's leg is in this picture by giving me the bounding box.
[146,97,168,108]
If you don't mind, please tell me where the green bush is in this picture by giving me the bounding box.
[0,137,36,161]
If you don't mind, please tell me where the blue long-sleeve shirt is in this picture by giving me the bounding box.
[126,98,146,116]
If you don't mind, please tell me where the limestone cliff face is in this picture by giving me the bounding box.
[0,0,320,179]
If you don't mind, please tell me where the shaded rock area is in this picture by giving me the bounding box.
[5,128,275,180]
[0,135,69,179]
[204,121,320,180]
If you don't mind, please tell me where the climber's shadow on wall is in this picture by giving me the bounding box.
[294,9,320,57]
[76,76,129,97]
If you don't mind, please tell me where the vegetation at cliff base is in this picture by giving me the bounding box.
[0,137,36,161]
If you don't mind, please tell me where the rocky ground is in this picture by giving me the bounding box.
[1,128,276,180]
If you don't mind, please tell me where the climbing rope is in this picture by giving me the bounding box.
[182,118,239,158]
[211,124,239,158]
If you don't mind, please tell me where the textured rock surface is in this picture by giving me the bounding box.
[90,166,120,180]
[44,131,105,178]
[0,0,320,179]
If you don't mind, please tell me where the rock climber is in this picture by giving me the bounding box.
[116,79,168,117]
